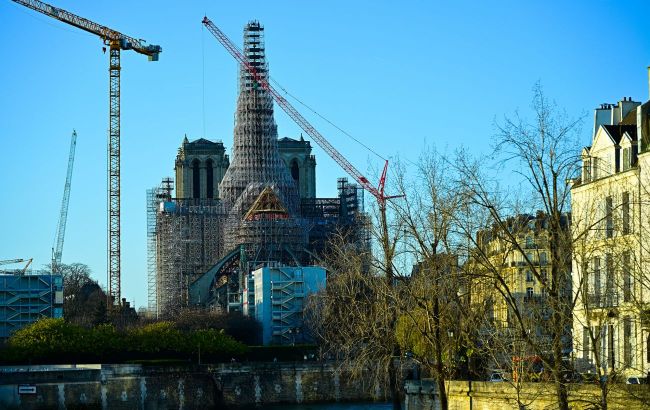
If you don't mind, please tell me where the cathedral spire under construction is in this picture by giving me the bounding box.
[219,21,298,215]
[218,21,305,258]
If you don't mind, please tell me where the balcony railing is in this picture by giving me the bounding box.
[586,292,619,308]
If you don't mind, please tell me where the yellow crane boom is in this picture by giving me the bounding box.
[11,0,162,304]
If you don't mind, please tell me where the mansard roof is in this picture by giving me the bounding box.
[620,108,638,125]
[602,124,637,144]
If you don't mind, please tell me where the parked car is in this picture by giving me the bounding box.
[626,376,647,385]
[489,372,507,382]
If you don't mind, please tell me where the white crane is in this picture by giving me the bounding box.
[51,130,77,273]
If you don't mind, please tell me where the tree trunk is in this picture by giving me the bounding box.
[550,218,570,410]
[388,363,402,410]
[434,295,448,410]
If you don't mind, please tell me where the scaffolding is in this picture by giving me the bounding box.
[154,197,226,317]
[218,21,306,267]
[146,187,158,315]
[150,21,370,317]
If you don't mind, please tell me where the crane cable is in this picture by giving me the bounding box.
[215,31,387,163]
[202,23,207,139]
[269,77,386,162]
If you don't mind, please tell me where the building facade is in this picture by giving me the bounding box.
[571,95,650,377]
[278,136,316,199]
[0,272,63,339]
[471,213,571,364]
[175,136,229,200]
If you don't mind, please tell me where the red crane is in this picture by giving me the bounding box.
[202,17,399,211]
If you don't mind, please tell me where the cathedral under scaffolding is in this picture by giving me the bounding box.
[148,21,368,318]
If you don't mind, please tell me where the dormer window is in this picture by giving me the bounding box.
[622,147,631,171]
[583,157,591,182]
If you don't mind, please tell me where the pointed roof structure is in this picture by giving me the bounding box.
[243,186,289,221]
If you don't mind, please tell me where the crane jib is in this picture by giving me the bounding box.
[12,0,161,59]
[201,16,391,204]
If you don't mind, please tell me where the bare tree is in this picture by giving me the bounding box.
[307,229,404,408]
[59,263,108,327]
[456,84,583,410]
[389,150,480,410]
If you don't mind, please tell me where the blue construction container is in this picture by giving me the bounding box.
[0,273,63,339]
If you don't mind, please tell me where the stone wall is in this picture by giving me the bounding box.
[0,365,215,410]
[212,362,381,407]
[0,363,381,409]
[405,379,650,410]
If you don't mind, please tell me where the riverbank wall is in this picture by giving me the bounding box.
[0,363,382,409]
[404,379,650,409]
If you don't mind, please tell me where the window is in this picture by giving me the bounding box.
[582,327,590,360]
[525,236,534,248]
[623,251,632,302]
[592,157,599,179]
[608,324,615,369]
[206,159,214,199]
[526,287,534,298]
[541,268,548,283]
[192,159,201,199]
[593,257,601,303]
[539,252,547,266]
[622,147,630,171]
[623,317,632,368]
[526,270,534,282]
[526,252,533,264]
[605,254,615,306]
[583,158,591,182]
[622,192,630,235]
[581,262,589,301]
[605,196,614,238]
[290,159,300,182]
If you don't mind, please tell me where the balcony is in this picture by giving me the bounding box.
[523,295,545,304]
[586,293,619,308]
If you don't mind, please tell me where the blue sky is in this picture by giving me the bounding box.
[1,0,649,309]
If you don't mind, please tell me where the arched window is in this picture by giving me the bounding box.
[206,159,214,199]
[290,159,300,182]
[192,159,200,199]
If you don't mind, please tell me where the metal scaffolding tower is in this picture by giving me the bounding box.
[146,187,160,316]
[218,21,306,263]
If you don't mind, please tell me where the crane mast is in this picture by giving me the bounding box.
[51,130,77,274]
[12,0,161,305]
[202,17,398,209]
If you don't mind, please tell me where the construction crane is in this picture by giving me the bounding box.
[12,0,162,305]
[51,130,77,274]
[0,259,33,274]
[202,17,400,212]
